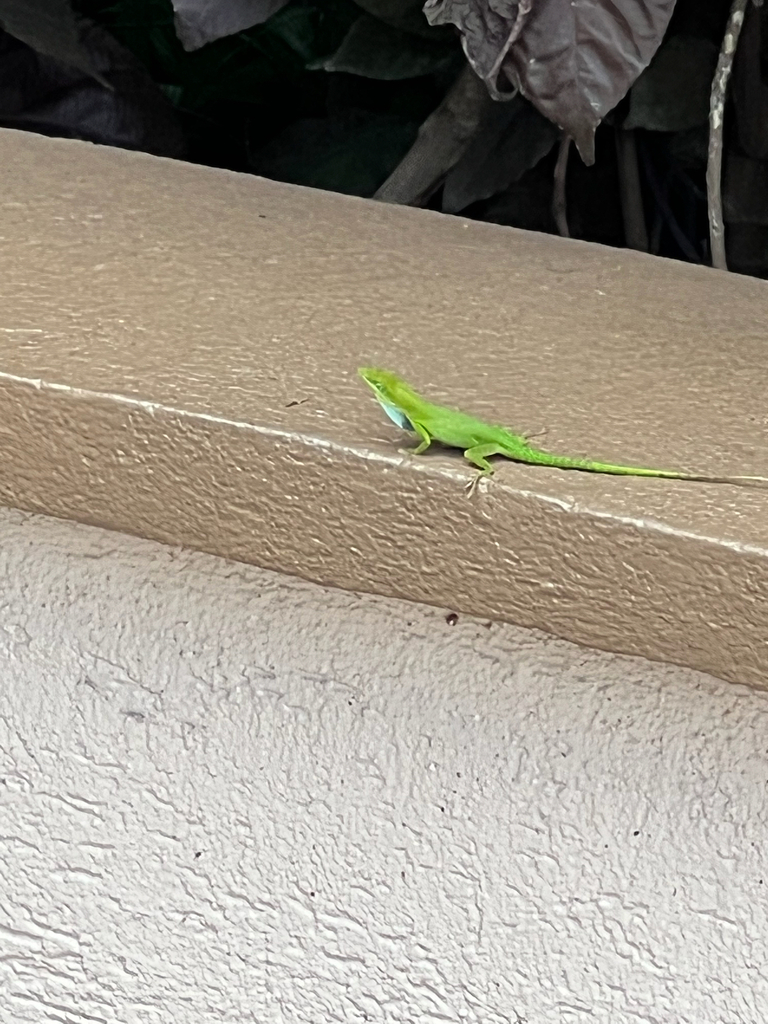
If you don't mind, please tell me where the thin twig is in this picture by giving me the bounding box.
[614,128,648,251]
[708,0,750,270]
[552,134,571,237]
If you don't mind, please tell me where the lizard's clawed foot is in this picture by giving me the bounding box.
[465,473,488,499]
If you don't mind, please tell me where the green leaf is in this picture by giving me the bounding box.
[0,21,185,156]
[251,109,419,195]
[319,13,455,79]
[353,0,451,38]
[0,0,109,85]
[443,95,559,213]
[170,0,290,52]
[625,35,718,132]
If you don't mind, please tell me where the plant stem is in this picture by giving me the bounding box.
[708,0,750,270]
[553,134,571,237]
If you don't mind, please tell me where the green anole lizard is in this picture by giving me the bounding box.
[359,367,768,496]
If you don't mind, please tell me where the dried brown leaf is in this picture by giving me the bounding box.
[425,0,676,163]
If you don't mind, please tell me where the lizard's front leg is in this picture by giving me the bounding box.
[399,420,432,457]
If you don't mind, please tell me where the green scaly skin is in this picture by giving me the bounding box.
[359,367,768,496]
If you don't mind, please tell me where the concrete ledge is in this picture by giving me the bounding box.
[1,127,767,687]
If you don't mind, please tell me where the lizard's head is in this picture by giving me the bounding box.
[358,367,413,405]
[358,367,419,432]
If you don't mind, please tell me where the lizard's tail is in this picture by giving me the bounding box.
[524,449,768,486]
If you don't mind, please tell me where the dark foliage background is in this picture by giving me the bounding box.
[0,0,766,275]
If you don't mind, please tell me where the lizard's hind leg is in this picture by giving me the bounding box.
[463,443,503,496]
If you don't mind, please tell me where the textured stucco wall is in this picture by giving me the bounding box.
[0,506,766,1024]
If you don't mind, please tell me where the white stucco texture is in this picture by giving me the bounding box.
[0,506,765,1024]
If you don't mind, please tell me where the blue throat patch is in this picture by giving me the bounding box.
[379,399,414,432]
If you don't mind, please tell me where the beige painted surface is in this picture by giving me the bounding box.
[0,128,767,687]
[0,506,766,1023]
